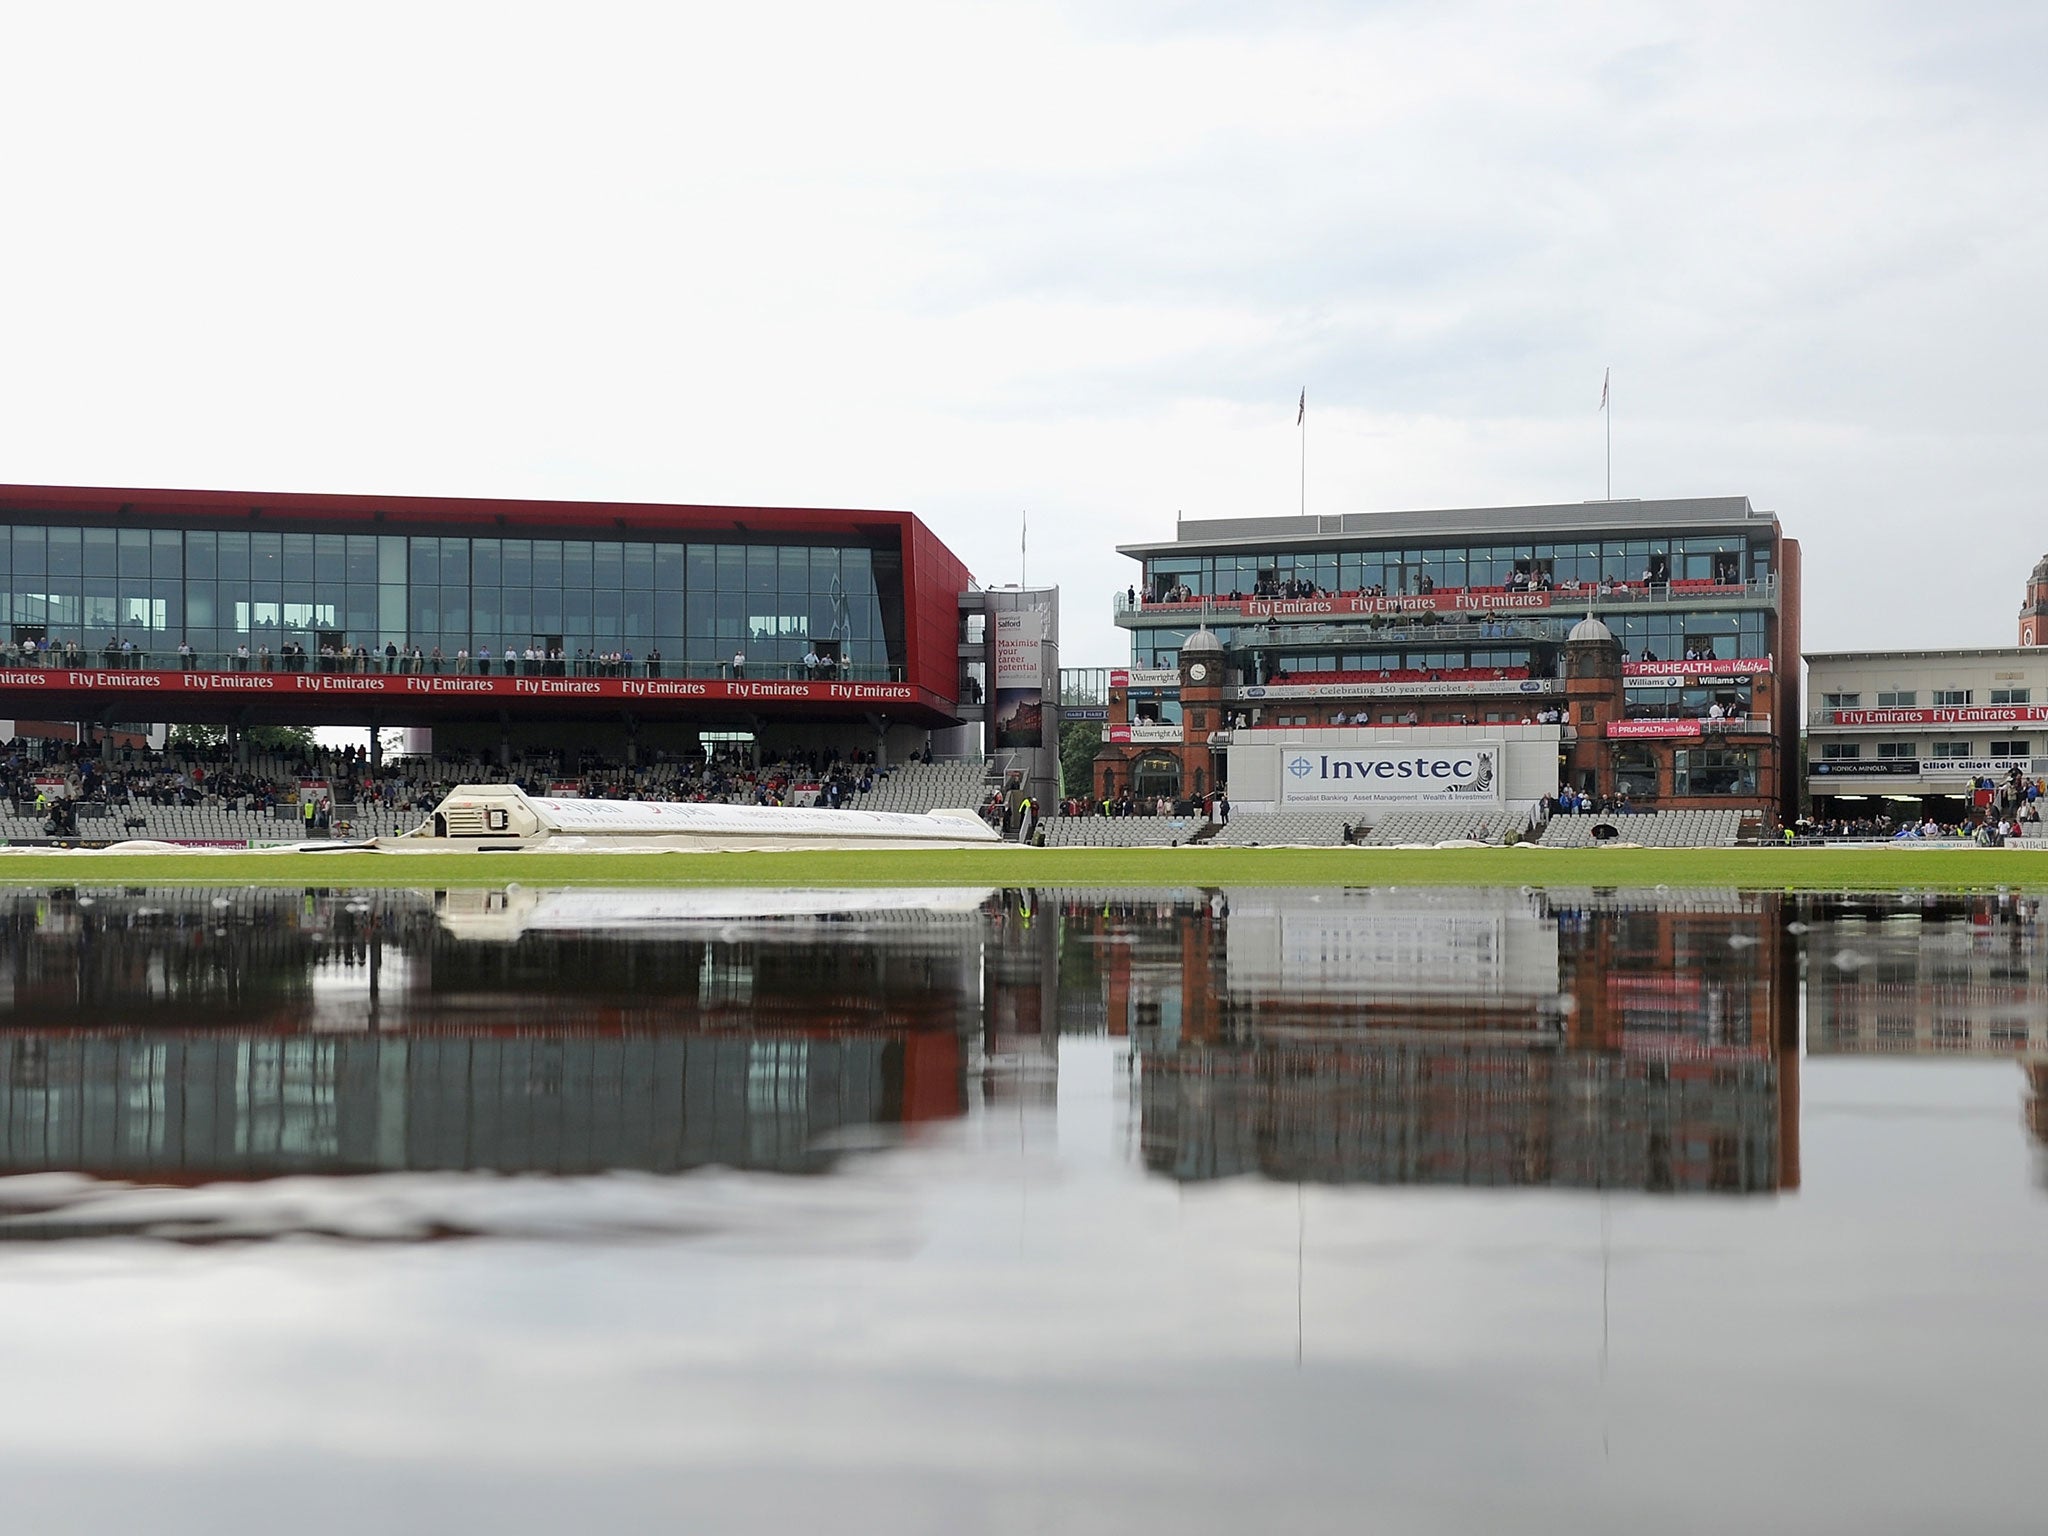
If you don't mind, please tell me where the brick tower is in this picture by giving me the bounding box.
[1177,626,1227,800]
[1562,611,1624,797]
[2021,555,2048,646]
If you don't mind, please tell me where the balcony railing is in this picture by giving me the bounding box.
[1241,618,1562,647]
[1805,707,2000,729]
[1615,714,1773,733]
[1210,722,1579,743]
[0,646,906,685]
[1115,577,1777,624]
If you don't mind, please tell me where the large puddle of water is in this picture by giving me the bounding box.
[0,883,2040,1533]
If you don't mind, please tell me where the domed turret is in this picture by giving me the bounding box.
[1563,608,1623,687]
[1181,626,1224,656]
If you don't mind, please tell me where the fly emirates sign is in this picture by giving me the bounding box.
[1278,744,1502,807]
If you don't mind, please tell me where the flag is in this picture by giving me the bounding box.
[1297,388,1305,425]
[1599,369,1609,411]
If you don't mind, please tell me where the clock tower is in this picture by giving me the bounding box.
[1178,627,1227,800]
[2022,554,2048,646]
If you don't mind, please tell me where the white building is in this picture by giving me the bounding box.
[1805,646,2048,820]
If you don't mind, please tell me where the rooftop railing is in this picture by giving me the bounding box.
[1115,577,1777,623]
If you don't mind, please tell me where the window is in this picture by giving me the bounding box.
[1930,741,1971,758]
[1821,743,1862,760]
[1612,745,1659,797]
[1991,688,2031,705]
[1822,692,1860,709]
[1876,690,1916,707]
[1990,740,2031,758]
[1876,741,1915,758]
[1932,689,1971,706]
[1676,746,1757,796]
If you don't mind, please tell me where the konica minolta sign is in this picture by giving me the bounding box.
[1278,745,1501,806]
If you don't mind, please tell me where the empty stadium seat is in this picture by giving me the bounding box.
[1535,809,1743,848]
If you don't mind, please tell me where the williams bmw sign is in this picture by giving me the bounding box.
[1279,744,1502,806]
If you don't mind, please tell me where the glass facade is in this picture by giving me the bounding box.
[1129,530,1773,672]
[1143,535,1766,601]
[0,524,899,677]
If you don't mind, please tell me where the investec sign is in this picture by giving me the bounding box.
[1279,743,1502,807]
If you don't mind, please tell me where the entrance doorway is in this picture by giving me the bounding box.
[1132,753,1182,805]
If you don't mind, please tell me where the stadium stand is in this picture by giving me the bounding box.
[841,759,989,815]
[1361,805,1542,846]
[1206,811,1354,847]
[1041,816,1193,848]
[1535,809,1744,848]
[0,741,1011,845]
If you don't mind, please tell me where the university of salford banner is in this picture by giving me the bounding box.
[991,608,1047,747]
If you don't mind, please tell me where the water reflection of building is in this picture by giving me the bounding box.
[1802,893,2046,1056]
[1103,887,1798,1194]
[0,888,982,1179]
[980,889,1061,1107]
[1799,892,2048,1175]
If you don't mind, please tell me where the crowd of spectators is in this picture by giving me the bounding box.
[1541,788,1633,816]
[1268,665,1533,685]
[0,637,860,682]
[2,637,93,667]
[1791,773,2044,842]
[0,736,932,829]
[1127,565,1739,609]
[1051,790,1226,819]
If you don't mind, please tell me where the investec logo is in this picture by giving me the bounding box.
[1287,751,1493,792]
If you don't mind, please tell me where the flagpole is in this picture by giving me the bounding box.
[1599,367,1612,500]
[1021,509,1027,587]
[1298,388,1306,517]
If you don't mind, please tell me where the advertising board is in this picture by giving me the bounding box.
[1623,658,1770,679]
[1607,719,1703,739]
[992,609,1047,747]
[1106,724,1183,744]
[1276,742,1502,807]
[1828,705,2048,727]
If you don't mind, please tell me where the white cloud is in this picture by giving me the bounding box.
[0,1,2042,666]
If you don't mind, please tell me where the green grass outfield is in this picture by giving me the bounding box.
[0,844,2041,890]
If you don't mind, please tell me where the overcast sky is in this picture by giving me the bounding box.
[2,1,2042,666]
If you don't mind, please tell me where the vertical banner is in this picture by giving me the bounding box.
[992,608,1046,747]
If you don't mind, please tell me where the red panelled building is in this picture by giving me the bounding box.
[0,483,973,749]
